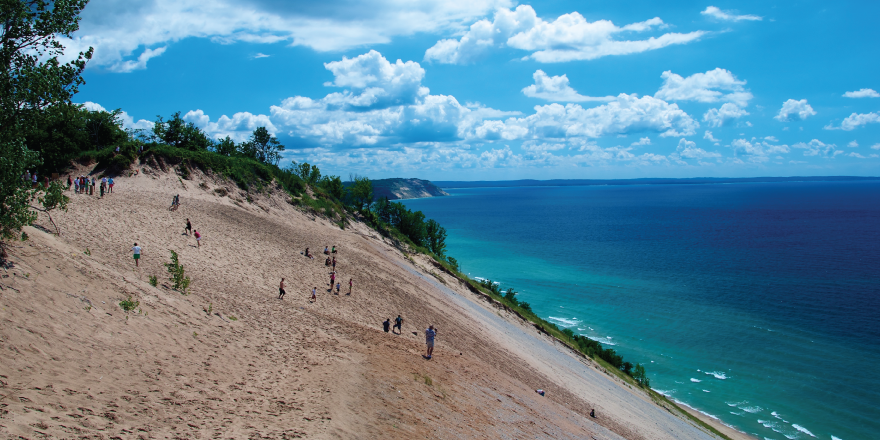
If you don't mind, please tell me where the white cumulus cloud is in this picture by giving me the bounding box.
[64,0,511,71]
[674,138,720,160]
[843,88,879,98]
[80,101,155,130]
[655,68,752,107]
[701,6,763,22]
[848,140,859,148]
[424,5,706,64]
[830,112,880,131]
[793,139,838,157]
[631,137,651,146]
[774,99,816,122]
[703,103,749,128]
[522,70,615,102]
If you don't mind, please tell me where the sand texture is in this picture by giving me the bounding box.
[0,163,746,439]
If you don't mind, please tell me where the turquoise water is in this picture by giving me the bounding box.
[402,182,880,440]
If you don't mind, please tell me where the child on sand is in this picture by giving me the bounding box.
[311,287,317,302]
[193,230,201,248]
[323,246,329,255]
[425,325,437,359]
[278,278,286,300]
[132,243,142,267]
[184,219,192,236]
[331,245,337,254]
[335,283,341,294]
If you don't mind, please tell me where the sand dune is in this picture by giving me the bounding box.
[0,163,741,439]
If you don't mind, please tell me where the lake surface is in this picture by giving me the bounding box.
[402,181,880,440]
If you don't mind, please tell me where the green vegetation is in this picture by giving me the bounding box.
[119,296,139,312]
[0,0,92,259]
[148,275,158,287]
[164,250,191,294]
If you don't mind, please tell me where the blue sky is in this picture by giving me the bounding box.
[70,0,880,180]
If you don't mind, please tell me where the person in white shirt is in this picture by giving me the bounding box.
[132,243,142,267]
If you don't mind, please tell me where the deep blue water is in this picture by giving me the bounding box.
[402,181,880,440]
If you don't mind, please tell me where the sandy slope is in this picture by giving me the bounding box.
[0,162,742,439]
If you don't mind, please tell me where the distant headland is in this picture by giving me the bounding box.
[360,178,450,200]
[433,176,879,189]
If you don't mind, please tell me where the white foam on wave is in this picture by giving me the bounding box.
[791,424,815,437]
[783,434,797,440]
[690,378,701,383]
[726,400,747,407]
[757,420,776,429]
[831,436,844,440]
[702,389,710,393]
[771,411,788,423]
[547,316,580,327]
[704,371,728,380]
[740,405,763,413]
[729,411,744,416]
[593,337,616,346]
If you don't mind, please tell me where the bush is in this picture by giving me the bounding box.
[119,296,139,312]
[148,275,158,287]
[164,250,191,294]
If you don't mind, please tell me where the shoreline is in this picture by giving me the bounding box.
[672,397,758,440]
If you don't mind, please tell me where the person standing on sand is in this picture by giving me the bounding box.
[311,287,317,302]
[348,278,352,295]
[91,177,96,195]
[132,243,142,267]
[67,175,72,190]
[332,257,336,270]
[184,219,192,236]
[108,177,114,193]
[424,325,437,359]
[335,282,341,294]
[278,278,286,300]
[193,230,201,248]
[73,177,79,193]
[383,319,391,333]
[393,315,403,334]
[329,271,335,289]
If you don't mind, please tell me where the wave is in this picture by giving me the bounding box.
[703,371,728,380]
[771,411,788,423]
[690,378,701,383]
[473,277,499,285]
[726,400,747,407]
[729,411,744,416]
[702,389,710,393]
[792,424,816,437]
[831,436,844,440]
[740,405,763,413]
[547,316,580,327]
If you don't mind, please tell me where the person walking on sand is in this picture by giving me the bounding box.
[73,176,79,193]
[310,287,317,302]
[383,318,391,333]
[100,178,105,197]
[424,325,437,359]
[329,271,335,289]
[335,282,341,294]
[278,278,286,300]
[193,230,201,248]
[184,218,192,236]
[348,278,352,295]
[132,243,142,267]
[67,175,72,190]
[91,177,96,195]
[393,315,403,334]
[108,177,114,193]
[332,256,336,270]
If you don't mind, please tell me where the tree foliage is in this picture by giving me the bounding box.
[0,0,92,253]
[152,112,212,151]
[243,126,284,165]
[349,175,373,213]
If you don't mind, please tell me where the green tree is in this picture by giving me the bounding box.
[215,136,236,157]
[503,287,518,305]
[152,112,212,151]
[425,218,447,257]
[633,363,650,388]
[248,126,284,165]
[320,175,345,200]
[1,0,93,258]
[349,175,373,213]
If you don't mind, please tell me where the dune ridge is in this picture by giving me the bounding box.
[0,163,746,439]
